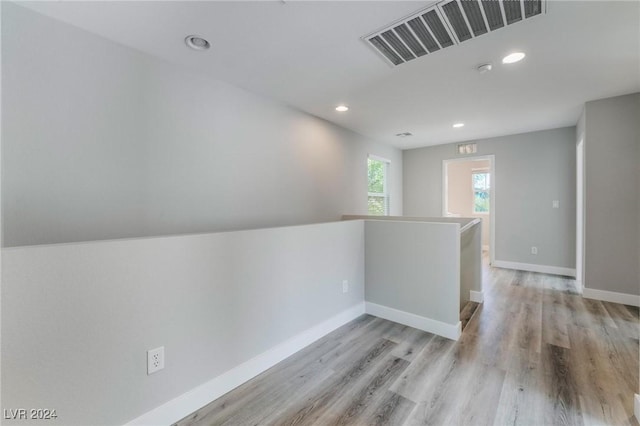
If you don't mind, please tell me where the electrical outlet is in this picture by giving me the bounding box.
[552,200,559,208]
[147,346,164,375]
[342,280,349,293]
[531,246,538,255]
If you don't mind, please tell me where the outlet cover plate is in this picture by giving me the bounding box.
[147,346,165,375]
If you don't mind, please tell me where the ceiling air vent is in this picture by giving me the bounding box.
[364,0,545,67]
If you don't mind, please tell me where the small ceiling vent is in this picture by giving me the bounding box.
[364,0,545,67]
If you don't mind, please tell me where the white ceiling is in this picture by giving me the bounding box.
[18,1,640,149]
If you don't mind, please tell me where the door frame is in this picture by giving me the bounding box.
[442,155,496,265]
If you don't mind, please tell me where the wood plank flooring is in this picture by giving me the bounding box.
[460,301,480,331]
[175,262,639,426]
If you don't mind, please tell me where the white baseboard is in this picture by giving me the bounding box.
[635,394,640,423]
[493,260,576,278]
[574,280,583,294]
[365,302,461,341]
[470,290,484,303]
[583,288,640,307]
[125,303,366,426]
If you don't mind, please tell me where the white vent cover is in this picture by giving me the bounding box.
[457,143,477,154]
[364,0,545,66]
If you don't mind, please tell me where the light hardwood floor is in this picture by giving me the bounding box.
[175,261,639,426]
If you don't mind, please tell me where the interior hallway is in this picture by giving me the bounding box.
[175,260,639,426]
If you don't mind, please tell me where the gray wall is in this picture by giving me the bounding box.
[2,220,365,426]
[460,222,482,309]
[583,93,640,295]
[403,127,576,269]
[1,3,402,247]
[364,220,460,325]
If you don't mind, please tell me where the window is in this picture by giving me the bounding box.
[473,172,490,213]
[368,156,390,215]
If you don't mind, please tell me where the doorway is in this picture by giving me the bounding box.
[443,155,496,265]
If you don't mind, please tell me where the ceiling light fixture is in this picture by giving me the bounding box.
[502,52,525,64]
[453,123,465,128]
[335,105,349,112]
[185,35,210,51]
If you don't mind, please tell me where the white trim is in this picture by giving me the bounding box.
[634,394,640,423]
[459,218,481,233]
[583,288,640,307]
[492,260,576,277]
[482,245,490,252]
[365,302,461,341]
[574,280,583,294]
[470,290,484,303]
[368,154,391,164]
[124,303,365,426]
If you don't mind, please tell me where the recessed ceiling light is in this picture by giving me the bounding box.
[335,105,349,112]
[502,52,525,64]
[185,35,210,51]
[453,123,465,128]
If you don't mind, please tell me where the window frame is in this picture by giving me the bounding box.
[472,170,490,214]
[367,155,391,216]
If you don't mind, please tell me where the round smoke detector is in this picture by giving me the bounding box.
[185,35,210,51]
[477,63,493,74]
